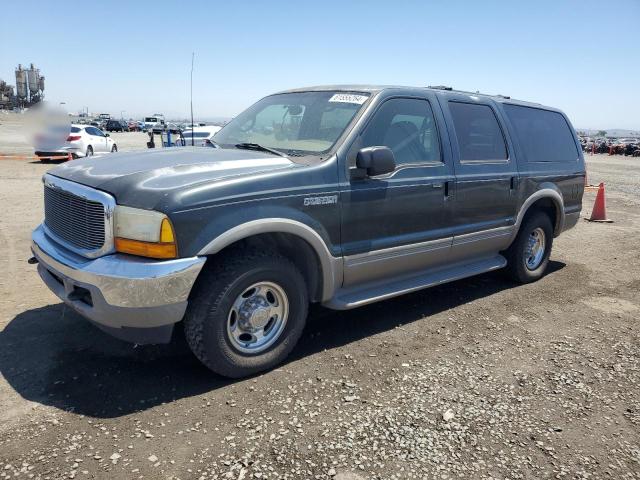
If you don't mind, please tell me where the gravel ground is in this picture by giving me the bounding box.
[0,111,639,480]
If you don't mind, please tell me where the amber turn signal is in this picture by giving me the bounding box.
[160,218,175,243]
[115,238,177,259]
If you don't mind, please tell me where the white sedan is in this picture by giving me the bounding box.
[34,124,117,161]
[179,125,223,147]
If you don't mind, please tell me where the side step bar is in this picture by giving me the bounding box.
[324,255,507,310]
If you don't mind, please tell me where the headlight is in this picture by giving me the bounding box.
[114,205,177,259]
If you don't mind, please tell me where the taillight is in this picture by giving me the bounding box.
[66,135,81,142]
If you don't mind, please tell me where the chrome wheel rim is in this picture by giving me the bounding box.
[525,227,546,270]
[227,281,289,354]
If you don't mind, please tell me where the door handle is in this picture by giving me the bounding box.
[509,176,519,195]
[444,181,453,198]
[432,183,443,188]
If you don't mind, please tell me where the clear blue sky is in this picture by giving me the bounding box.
[1,0,638,129]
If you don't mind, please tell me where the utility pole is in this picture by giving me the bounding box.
[190,52,195,146]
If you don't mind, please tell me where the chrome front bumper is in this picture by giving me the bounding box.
[32,224,206,344]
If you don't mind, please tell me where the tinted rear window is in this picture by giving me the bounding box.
[449,102,507,161]
[503,105,578,163]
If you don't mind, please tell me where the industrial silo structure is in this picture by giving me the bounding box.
[27,64,40,96]
[15,65,28,104]
[14,63,44,107]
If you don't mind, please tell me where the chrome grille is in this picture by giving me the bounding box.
[44,185,106,250]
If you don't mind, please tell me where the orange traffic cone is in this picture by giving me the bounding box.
[588,182,613,222]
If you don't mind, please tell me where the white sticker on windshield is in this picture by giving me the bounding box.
[328,93,368,105]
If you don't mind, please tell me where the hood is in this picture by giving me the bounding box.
[48,147,301,210]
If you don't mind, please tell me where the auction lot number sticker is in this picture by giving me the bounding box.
[328,94,369,104]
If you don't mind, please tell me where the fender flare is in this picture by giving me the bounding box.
[510,187,565,243]
[197,218,342,302]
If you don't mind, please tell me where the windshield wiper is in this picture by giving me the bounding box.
[235,143,286,157]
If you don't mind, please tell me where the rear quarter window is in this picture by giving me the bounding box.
[503,105,578,163]
[448,102,508,162]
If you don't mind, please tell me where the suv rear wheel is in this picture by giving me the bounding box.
[505,211,553,283]
[184,249,308,378]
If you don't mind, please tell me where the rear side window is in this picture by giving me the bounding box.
[503,105,578,163]
[449,102,507,161]
[70,127,81,133]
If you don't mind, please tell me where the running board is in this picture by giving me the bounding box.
[324,255,507,310]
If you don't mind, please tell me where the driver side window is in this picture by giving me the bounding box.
[352,98,441,167]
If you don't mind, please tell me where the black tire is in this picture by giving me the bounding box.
[184,248,308,378]
[86,145,93,157]
[504,211,554,283]
[111,144,117,153]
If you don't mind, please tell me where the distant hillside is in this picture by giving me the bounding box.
[577,128,640,138]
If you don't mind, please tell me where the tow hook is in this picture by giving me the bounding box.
[28,256,38,265]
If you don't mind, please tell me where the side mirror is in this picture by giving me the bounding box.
[105,133,110,137]
[355,146,396,177]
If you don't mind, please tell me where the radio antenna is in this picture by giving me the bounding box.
[190,52,195,146]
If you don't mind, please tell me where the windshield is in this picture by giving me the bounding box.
[214,91,370,155]
[145,117,157,123]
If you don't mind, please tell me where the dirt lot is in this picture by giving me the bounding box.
[0,111,149,156]
[0,112,639,479]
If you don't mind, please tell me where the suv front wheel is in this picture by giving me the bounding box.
[505,211,553,283]
[184,249,308,378]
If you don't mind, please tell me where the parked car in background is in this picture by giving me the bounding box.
[152,121,176,134]
[30,85,585,378]
[180,125,223,146]
[34,124,117,160]
[106,119,129,132]
[143,114,165,132]
[127,120,140,131]
[92,119,108,130]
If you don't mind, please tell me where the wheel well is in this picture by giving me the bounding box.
[523,197,559,234]
[205,233,322,303]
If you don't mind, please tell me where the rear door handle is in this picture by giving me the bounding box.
[444,180,453,198]
[509,176,519,195]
